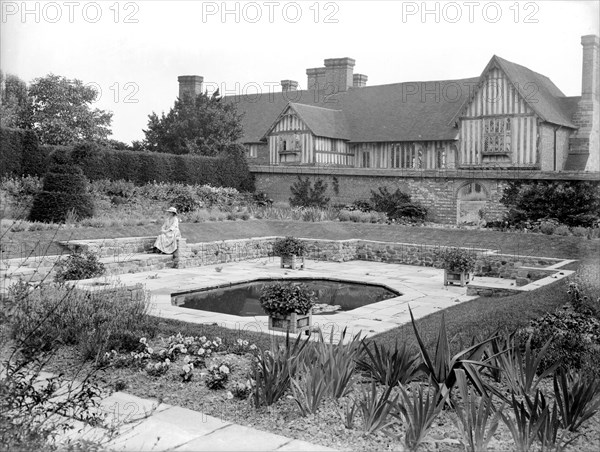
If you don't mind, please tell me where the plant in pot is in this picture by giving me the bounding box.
[435,247,477,286]
[259,282,315,334]
[273,236,307,270]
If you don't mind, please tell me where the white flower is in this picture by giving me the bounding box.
[219,365,230,374]
[184,355,191,363]
[198,348,205,355]
[226,391,234,400]
[199,336,206,343]
[165,358,171,365]
[147,348,154,354]
[139,337,147,344]
[242,340,249,347]
[182,364,192,373]
[249,344,257,350]
[181,347,188,354]
[236,339,243,346]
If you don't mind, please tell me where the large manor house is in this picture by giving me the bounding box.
[177,35,599,224]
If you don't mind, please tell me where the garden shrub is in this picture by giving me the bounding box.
[519,306,600,377]
[369,186,427,222]
[500,181,600,227]
[259,282,315,317]
[172,191,201,213]
[568,263,600,320]
[539,220,557,235]
[554,225,571,236]
[289,176,330,208]
[572,226,589,238]
[54,251,106,282]
[28,151,94,223]
[6,281,155,359]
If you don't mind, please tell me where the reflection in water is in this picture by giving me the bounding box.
[172,279,400,317]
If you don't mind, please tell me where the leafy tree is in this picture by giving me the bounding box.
[28,74,112,145]
[0,71,31,129]
[142,90,243,156]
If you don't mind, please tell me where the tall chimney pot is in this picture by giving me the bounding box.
[281,80,299,91]
[178,75,204,100]
[353,74,368,88]
[306,67,326,90]
[324,57,355,93]
[581,35,599,100]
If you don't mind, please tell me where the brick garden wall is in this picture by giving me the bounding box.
[250,166,598,224]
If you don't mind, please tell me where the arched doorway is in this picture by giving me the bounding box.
[457,181,488,225]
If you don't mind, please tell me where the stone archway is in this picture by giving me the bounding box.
[456,181,488,225]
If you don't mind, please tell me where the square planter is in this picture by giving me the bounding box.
[280,255,305,270]
[444,269,473,287]
[268,312,312,334]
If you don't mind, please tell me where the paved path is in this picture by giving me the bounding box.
[52,388,336,451]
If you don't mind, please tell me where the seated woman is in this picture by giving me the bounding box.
[154,207,181,254]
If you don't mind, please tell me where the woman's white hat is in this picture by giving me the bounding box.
[165,207,178,214]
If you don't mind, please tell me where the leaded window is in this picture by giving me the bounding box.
[483,118,511,155]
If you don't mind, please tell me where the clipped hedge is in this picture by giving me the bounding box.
[29,151,94,223]
[0,127,48,177]
[70,142,254,191]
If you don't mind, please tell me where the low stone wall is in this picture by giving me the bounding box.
[75,282,146,302]
[57,236,566,282]
[59,237,156,257]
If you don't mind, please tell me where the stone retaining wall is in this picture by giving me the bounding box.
[59,237,156,257]
[75,282,146,303]
[56,236,565,281]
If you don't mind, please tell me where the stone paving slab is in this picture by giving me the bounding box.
[172,423,308,451]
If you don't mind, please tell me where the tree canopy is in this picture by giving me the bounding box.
[28,74,113,145]
[0,71,31,129]
[142,90,244,156]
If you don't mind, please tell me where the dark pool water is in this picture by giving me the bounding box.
[171,279,400,317]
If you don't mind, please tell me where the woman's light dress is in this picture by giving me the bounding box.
[154,216,180,254]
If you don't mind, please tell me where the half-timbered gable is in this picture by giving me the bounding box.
[263,103,352,165]
[452,56,579,169]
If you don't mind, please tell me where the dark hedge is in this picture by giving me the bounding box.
[71,142,255,191]
[0,127,48,177]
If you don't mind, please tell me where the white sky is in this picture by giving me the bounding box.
[1,0,599,144]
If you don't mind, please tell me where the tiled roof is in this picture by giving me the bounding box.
[286,103,351,140]
[494,56,578,129]
[224,56,579,144]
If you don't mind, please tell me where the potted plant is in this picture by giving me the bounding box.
[273,236,306,270]
[435,247,477,287]
[259,282,315,334]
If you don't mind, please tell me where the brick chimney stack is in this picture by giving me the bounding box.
[178,75,204,100]
[281,80,299,91]
[306,67,326,90]
[324,57,355,93]
[569,35,599,171]
[353,74,368,88]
